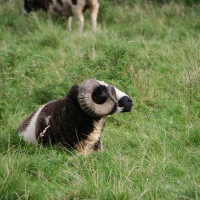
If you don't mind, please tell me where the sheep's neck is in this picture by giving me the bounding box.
[75,117,105,155]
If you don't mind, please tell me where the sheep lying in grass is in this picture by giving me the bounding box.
[17,79,133,155]
[22,0,99,32]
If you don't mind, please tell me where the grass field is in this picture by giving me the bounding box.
[0,0,200,199]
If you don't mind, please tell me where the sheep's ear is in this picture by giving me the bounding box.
[92,85,108,104]
[107,86,117,103]
[66,85,79,96]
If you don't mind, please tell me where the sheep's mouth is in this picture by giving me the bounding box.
[118,96,133,113]
[122,106,132,112]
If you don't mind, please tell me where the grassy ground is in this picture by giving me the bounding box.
[0,0,200,199]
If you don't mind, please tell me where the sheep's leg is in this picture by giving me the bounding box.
[76,143,94,156]
[90,2,99,32]
[77,17,84,33]
[75,138,102,155]
[93,139,103,152]
[71,6,84,33]
[67,16,72,31]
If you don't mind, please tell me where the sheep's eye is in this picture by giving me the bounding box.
[99,91,106,96]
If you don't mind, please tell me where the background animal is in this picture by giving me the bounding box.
[22,0,99,32]
[17,79,133,155]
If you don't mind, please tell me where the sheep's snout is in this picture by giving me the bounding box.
[118,96,133,112]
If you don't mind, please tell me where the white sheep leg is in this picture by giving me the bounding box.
[67,17,72,31]
[77,18,84,33]
[90,2,99,32]
[72,6,84,33]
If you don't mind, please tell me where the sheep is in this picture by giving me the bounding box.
[22,0,99,32]
[17,79,133,155]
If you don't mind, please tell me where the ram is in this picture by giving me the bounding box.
[22,0,99,32]
[17,79,133,155]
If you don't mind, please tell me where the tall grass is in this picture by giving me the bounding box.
[0,0,199,199]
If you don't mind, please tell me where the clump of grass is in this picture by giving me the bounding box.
[0,0,200,199]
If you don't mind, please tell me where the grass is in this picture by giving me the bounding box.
[0,0,200,199]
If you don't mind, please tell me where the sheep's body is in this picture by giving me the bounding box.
[18,86,103,154]
[18,80,133,155]
[23,0,99,32]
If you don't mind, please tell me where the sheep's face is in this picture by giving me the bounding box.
[97,81,133,115]
[23,0,46,14]
[78,79,133,118]
[23,0,37,14]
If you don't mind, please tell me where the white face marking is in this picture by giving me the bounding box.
[114,87,129,113]
[18,105,45,144]
[114,87,128,101]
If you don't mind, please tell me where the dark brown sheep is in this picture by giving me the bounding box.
[17,79,133,155]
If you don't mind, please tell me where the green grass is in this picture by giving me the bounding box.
[0,0,200,199]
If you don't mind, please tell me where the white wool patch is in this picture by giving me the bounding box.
[45,116,51,125]
[19,105,45,144]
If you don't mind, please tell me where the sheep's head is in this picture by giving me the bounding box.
[22,0,48,14]
[78,79,133,118]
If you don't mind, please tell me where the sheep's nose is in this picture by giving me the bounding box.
[126,97,133,106]
[126,97,132,102]
[118,96,133,107]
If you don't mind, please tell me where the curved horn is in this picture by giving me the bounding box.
[78,79,116,117]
